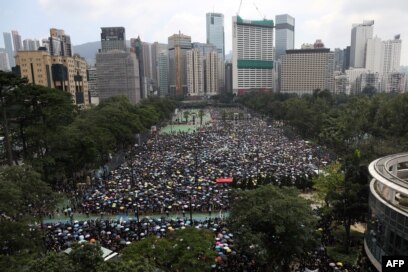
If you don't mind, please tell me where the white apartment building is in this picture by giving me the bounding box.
[232,16,274,95]
[350,20,374,68]
[186,48,204,96]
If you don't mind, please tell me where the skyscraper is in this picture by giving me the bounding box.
[97,27,140,104]
[232,16,274,95]
[100,27,126,52]
[350,20,374,68]
[382,35,402,74]
[186,48,204,96]
[130,37,146,98]
[168,32,192,97]
[365,37,384,74]
[48,28,72,56]
[275,14,295,60]
[206,51,219,96]
[11,30,22,52]
[96,51,140,104]
[151,42,167,91]
[3,32,15,68]
[158,50,169,97]
[206,13,225,60]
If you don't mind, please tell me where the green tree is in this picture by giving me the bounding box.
[183,110,190,123]
[228,185,318,272]
[122,228,214,272]
[69,243,104,272]
[0,71,28,165]
[28,252,75,272]
[312,161,344,206]
[198,109,204,126]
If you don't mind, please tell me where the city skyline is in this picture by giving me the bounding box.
[1,0,408,65]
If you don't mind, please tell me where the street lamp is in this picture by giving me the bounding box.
[189,133,201,226]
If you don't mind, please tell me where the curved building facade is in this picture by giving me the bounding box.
[366,153,408,271]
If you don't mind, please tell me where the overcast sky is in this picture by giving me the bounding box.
[1,0,408,65]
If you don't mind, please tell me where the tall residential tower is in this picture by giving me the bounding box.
[350,20,374,68]
[3,32,15,68]
[232,16,274,95]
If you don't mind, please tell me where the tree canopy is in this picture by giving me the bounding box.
[228,185,318,272]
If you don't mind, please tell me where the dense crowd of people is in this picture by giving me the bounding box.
[67,107,331,219]
[44,107,369,271]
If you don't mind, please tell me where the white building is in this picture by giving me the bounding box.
[365,37,383,74]
[206,51,219,96]
[186,48,204,96]
[0,48,10,71]
[345,68,368,93]
[232,16,274,95]
[350,20,374,68]
[275,14,295,60]
[23,39,41,51]
[158,50,169,97]
[383,35,402,75]
[334,72,351,95]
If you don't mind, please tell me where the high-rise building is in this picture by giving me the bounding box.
[206,13,225,93]
[87,67,98,104]
[48,28,72,57]
[224,61,233,93]
[334,72,351,95]
[206,12,225,60]
[382,35,402,75]
[186,48,204,96]
[345,68,368,94]
[3,32,15,68]
[280,48,335,95]
[206,51,219,96]
[360,72,381,93]
[350,20,374,68]
[96,51,140,104]
[23,39,41,51]
[365,37,384,74]
[385,72,406,93]
[232,16,274,95]
[343,46,351,71]
[130,37,146,98]
[168,32,192,97]
[100,27,126,52]
[334,48,344,72]
[0,48,10,71]
[11,30,22,52]
[158,50,169,97]
[275,14,295,60]
[151,42,167,91]
[15,50,90,106]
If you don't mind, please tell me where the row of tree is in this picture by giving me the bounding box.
[0,71,177,186]
[237,89,408,162]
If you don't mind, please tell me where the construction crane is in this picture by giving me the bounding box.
[253,2,265,19]
[237,0,243,16]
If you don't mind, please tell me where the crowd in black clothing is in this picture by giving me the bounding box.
[68,108,331,220]
[44,108,358,271]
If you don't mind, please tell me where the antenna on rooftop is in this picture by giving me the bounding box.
[237,0,243,16]
[253,2,265,19]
